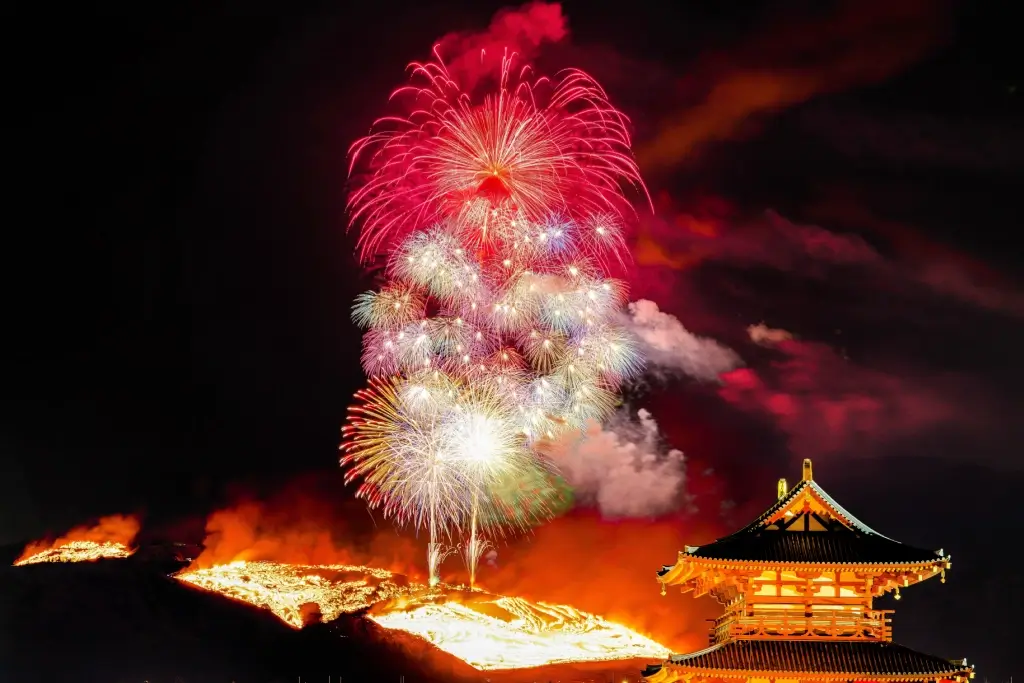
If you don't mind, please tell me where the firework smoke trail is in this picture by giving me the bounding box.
[342,47,648,585]
[462,490,493,588]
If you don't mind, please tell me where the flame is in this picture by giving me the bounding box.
[169,485,717,670]
[175,559,435,627]
[14,514,140,565]
[370,594,670,670]
[174,559,670,670]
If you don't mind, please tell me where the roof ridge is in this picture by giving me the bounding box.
[731,479,893,539]
[807,481,890,538]
[672,478,946,565]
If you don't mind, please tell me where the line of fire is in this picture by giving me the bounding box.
[643,459,973,683]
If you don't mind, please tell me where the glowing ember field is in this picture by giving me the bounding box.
[176,560,438,627]
[370,595,670,670]
[13,514,141,566]
[175,560,669,670]
[14,540,134,565]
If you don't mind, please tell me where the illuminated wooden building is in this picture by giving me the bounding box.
[644,459,973,683]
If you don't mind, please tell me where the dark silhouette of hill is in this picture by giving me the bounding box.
[0,556,485,683]
[0,541,24,566]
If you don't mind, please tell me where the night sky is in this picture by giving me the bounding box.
[3,0,1020,679]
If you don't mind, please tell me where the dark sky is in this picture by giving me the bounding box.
[3,0,1020,679]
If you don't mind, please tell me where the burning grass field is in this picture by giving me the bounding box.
[176,559,670,670]
[11,532,671,675]
[14,539,133,565]
[5,502,719,683]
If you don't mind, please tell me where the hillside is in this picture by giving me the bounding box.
[0,556,484,683]
[0,553,654,683]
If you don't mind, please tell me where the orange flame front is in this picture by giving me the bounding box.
[14,514,140,566]
[171,499,714,670]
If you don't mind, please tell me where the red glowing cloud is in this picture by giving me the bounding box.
[637,0,950,172]
[628,189,1017,467]
[436,1,568,89]
[718,339,978,460]
[634,193,1024,319]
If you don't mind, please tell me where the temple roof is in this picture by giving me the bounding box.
[660,460,946,571]
[644,641,972,680]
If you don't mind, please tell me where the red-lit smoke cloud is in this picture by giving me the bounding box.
[637,0,951,172]
[435,1,568,89]
[623,299,743,382]
[630,195,1015,464]
[636,194,1024,318]
[804,191,1024,318]
[543,409,687,518]
[190,480,420,575]
[644,206,883,275]
[718,338,979,461]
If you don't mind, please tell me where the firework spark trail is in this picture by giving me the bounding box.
[461,496,493,588]
[342,46,648,586]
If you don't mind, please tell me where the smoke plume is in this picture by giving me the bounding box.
[437,1,567,90]
[624,299,743,382]
[544,409,686,519]
[189,480,421,575]
[485,512,720,652]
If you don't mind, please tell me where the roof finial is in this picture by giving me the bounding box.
[802,458,813,482]
[777,478,788,500]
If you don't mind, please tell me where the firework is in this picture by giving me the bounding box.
[342,374,559,586]
[342,45,647,587]
[355,212,643,437]
[348,49,650,259]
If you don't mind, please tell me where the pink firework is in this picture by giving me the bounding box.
[348,47,650,260]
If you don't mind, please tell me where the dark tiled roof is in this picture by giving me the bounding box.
[659,640,970,677]
[672,480,944,566]
[688,526,942,564]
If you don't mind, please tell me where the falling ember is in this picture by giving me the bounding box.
[14,514,140,566]
[174,559,669,670]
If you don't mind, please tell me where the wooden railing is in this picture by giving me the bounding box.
[708,609,893,644]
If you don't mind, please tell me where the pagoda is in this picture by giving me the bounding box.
[644,459,973,683]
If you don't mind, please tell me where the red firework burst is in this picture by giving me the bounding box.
[348,47,650,260]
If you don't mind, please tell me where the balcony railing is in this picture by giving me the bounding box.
[708,609,893,644]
